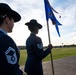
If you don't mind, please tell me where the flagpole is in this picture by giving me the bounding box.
[46,20,55,75]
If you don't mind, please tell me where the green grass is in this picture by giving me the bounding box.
[19,50,27,66]
[43,47,76,61]
[19,47,76,66]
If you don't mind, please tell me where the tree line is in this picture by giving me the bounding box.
[18,44,76,50]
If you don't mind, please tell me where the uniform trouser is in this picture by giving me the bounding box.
[26,71,43,75]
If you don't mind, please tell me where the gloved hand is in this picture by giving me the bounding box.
[48,44,53,50]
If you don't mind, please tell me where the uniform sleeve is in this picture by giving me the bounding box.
[2,42,19,64]
[0,42,21,75]
[33,37,51,60]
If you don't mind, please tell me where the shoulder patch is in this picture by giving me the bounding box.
[37,44,43,49]
[5,47,17,64]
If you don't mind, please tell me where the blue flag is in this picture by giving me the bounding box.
[44,0,62,37]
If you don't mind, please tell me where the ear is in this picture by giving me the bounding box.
[5,17,10,24]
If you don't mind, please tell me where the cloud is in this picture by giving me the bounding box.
[0,0,76,46]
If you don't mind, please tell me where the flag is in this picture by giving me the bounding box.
[44,0,62,37]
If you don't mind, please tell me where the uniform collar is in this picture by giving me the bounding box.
[0,29,7,35]
[30,33,36,36]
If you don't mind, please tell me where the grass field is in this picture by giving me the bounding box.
[19,47,76,66]
[19,47,76,75]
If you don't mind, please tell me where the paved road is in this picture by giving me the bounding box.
[20,56,76,75]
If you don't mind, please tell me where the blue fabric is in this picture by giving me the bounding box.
[44,0,62,37]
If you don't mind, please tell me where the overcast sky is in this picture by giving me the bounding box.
[0,0,76,46]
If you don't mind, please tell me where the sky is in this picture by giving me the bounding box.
[0,0,76,46]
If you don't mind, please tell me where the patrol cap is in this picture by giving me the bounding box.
[25,19,42,29]
[0,3,21,22]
